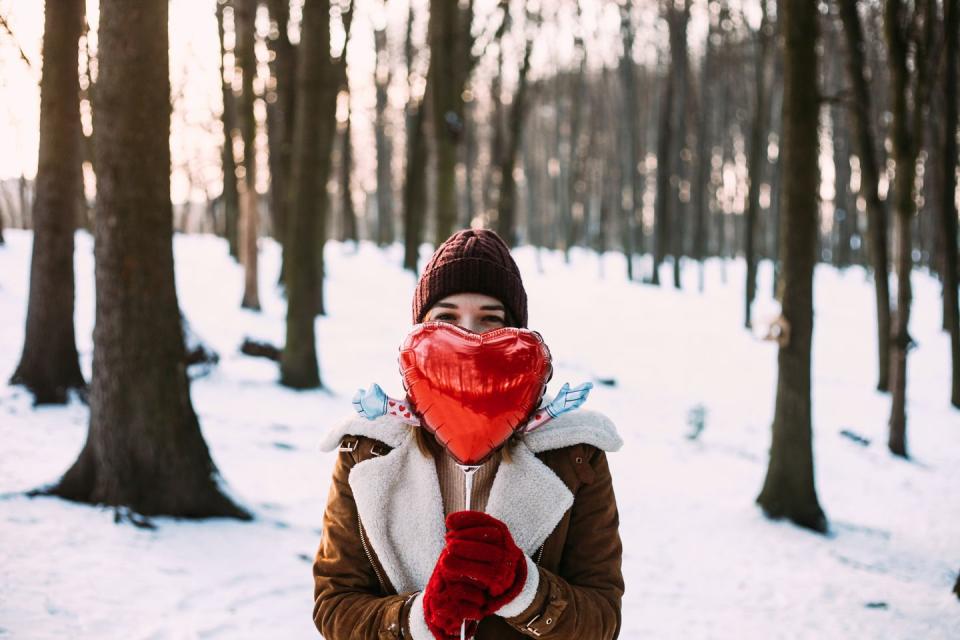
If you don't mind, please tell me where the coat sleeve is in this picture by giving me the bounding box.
[312,444,418,639]
[499,447,624,639]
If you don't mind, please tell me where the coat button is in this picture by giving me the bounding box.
[545,617,553,624]
[575,456,583,464]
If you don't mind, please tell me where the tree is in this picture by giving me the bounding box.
[280,0,336,389]
[756,0,828,534]
[235,0,260,311]
[617,0,639,282]
[265,0,297,263]
[837,0,892,392]
[428,0,473,246]
[495,10,537,247]
[885,0,934,457]
[373,8,394,247]
[940,0,959,408]
[216,0,240,259]
[10,0,86,404]
[402,5,429,274]
[49,0,248,519]
[744,0,773,327]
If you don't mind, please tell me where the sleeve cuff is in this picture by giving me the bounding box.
[494,555,540,618]
[406,591,435,640]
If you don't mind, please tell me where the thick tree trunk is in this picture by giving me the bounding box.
[941,0,960,408]
[280,0,335,389]
[11,0,86,404]
[50,0,248,519]
[429,0,470,246]
[402,4,429,274]
[756,0,828,534]
[373,22,394,246]
[216,0,240,260]
[745,1,771,328]
[265,0,297,258]
[691,12,716,292]
[670,1,691,290]
[617,5,638,281]
[837,0,892,392]
[885,0,933,457]
[235,0,260,310]
[495,21,534,248]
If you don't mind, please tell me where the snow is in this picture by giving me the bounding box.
[0,228,957,639]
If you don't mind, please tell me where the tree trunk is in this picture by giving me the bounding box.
[692,11,716,293]
[280,0,335,389]
[235,0,260,310]
[10,0,86,404]
[428,0,471,246]
[216,0,240,260]
[617,3,638,281]
[495,17,535,248]
[941,0,960,408]
[49,0,248,519]
[670,0,691,290]
[265,0,297,262]
[756,0,828,534]
[745,1,771,328]
[340,102,358,243]
[373,20,394,246]
[402,4,429,275]
[885,0,933,457]
[837,0,892,392]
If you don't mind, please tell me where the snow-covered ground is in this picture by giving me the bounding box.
[0,228,957,639]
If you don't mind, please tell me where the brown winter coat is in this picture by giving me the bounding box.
[312,410,624,639]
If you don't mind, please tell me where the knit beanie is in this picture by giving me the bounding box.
[412,228,528,328]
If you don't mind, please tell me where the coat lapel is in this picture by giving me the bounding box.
[347,433,576,592]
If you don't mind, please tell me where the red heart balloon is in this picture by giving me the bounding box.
[399,322,553,465]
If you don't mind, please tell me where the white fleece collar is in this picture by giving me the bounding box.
[318,408,621,593]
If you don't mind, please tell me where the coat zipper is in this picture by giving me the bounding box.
[358,517,389,594]
[535,543,545,566]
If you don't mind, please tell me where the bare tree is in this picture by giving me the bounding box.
[403,5,429,273]
[837,0,892,392]
[617,0,639,281]
[940,0,959,408]
[885,0,935,457]
[280,0,338,389]
[235,0,260,310]
[216,0,240,259]
[745,0,773,327]
[265,0,297,259]
[373,6,394,246]
[428,0,474,245]
[756,0,828,533]
[10,0,86,404]
[49,0,248,519]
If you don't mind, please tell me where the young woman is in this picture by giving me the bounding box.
[313,229,624,639]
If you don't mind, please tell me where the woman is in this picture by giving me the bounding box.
[313,229,624,639]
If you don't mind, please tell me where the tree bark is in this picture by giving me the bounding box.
[429,0,472,246]
[373,18,394,246]
[495,15,535,248]
[339,99,358,243]
[692,10,717,292]
[402,5,429,274]
[618,1,638,281]
[837,0,892,392]
[50,0,248,519]
[941,0,960,408]
[265,0,297,259]
[235,0,260,311]
[216,0,240,259]
[885,0,933,457]
[745,0,772,327]
[756,0,828,534]
[10,0,87,404]
[280,0,335,389]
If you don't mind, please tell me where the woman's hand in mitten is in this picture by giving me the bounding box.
[422,564,485,638]
[442,511,528,612]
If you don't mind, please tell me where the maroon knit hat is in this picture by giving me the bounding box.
[413,228,528,328]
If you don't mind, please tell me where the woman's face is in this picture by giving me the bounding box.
[424,292,507,334]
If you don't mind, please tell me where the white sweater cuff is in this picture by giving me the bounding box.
[495,555,540,618]
[407,591,435,640]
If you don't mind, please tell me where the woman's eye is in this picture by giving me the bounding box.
[435,313,456,321]
[485,316,504,323]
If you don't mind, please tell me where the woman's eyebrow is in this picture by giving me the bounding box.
[434,302,458,309]
[481,304,505,311]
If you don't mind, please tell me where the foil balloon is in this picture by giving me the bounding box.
[399,322,553,466]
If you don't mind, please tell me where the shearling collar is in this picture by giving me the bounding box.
[318,408,622,593]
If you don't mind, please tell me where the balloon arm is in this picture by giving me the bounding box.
[523,381,594,432]
[352,383,421,425]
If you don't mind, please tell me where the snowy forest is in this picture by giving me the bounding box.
[0,0,958,637]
